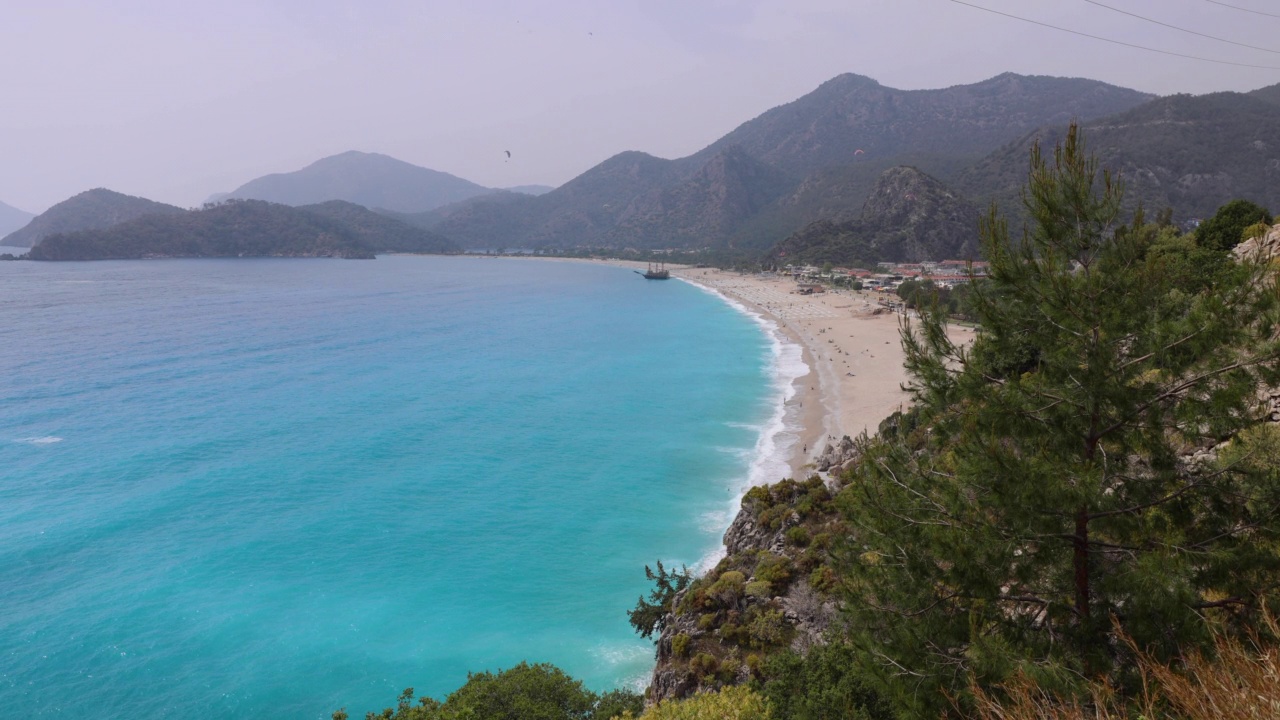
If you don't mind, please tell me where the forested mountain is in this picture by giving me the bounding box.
[694,72,1153,179]
[2,189,184,248]
[222,151,492,213]
[0,200,34,239]
[25,199,449,261]
[297,200,458,254]
[768,166,980,266]
[1249,81,1280,107]
[430,73,1152,250]
[959,91,1280,225]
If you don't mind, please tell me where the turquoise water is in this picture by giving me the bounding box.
[0,256,801,718]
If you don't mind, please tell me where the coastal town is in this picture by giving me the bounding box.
[782,259,990,291]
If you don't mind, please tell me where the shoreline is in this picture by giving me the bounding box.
[672,267,966,479]
[492,256,960,481]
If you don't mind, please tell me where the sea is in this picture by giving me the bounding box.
[0,254,806,718]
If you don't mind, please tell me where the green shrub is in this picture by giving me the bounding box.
[718,655,744,683]
[809,566,837,593]
[625,685,772,719]
[697,613,717,631]
[689,652,720,679]
[1195,198,1272,251]
[594,689,644,720]
[784,527,810,547]
[753,553,793,587]
[745,580,773,599]
[755,643,890,720]
[671,633,691,658]
[708,571,746,606]
[745,608,788,648]
[717,622,749,646]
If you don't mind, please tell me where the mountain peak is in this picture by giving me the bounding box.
[2,188,184,248]
[223,152,491,213]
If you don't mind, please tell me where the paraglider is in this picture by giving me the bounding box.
[504,150,511,159]
[854,148,865,156]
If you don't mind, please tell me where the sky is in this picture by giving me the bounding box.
[4,0,1280,212]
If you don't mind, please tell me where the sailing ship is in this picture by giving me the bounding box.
[637,262,670,280]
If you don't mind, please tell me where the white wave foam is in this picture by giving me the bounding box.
[17,436,63,445]
[589,641,658,692]
[676,277,809,575]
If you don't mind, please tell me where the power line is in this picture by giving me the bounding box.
[947,0,1280,70]
[1084,0,1280,55]
[1203,0,1280,20]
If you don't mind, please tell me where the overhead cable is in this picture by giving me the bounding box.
[1084,0,1280,55]
[1203,0,1280,20]
[947,0,1280,70]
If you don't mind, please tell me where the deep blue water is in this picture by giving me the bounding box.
[0,256,798,718]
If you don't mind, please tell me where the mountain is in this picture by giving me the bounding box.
[695,72,1154,179]
[958,92,1280,225]
[223,151,491,213]
[28,200,379,261]
[603,146,794,249]
[2,188,185,248]
[768,166,981,266]
[504,185,555,196]
[432,73,1153,250]
[297,200,458,254]
[0,200,34,240]
[1249,82,1280,108]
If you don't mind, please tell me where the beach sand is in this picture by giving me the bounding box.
[672,267,971,478]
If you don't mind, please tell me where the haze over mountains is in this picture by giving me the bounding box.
[10,72,1280,264]
[215,151,553,212]
[28,199,459,261]
[0,201,34,240]
[420,73,1154,251]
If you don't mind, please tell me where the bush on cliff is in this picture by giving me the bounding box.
[754,643,890,720]
[618,685,772,720]
[332,662,642,720]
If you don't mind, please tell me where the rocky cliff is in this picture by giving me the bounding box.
[768,166,981,266]
[647,438,862,703]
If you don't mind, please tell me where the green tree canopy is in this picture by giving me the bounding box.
[335,663,642,720]
[837,125,1280,717]
[1194,198,1272,252]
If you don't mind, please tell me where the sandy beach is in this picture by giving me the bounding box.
[671,267,970,478]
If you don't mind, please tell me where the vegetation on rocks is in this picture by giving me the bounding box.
[332,662,642,720]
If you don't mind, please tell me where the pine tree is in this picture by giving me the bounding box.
[837,125,1280,716]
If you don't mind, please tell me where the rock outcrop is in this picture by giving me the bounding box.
[647,475,846,704]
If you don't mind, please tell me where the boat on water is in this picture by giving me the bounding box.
[637,262,671,280]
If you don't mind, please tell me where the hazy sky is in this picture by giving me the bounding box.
[4,0,1279,212]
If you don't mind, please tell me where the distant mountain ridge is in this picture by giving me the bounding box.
[297,200,458,254]
[0,200,34,240]
[958,91,1280,226]
[28,199,460,261]
[3,189,185,248]
[428,73,1154,252]
[222,151,494,213]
